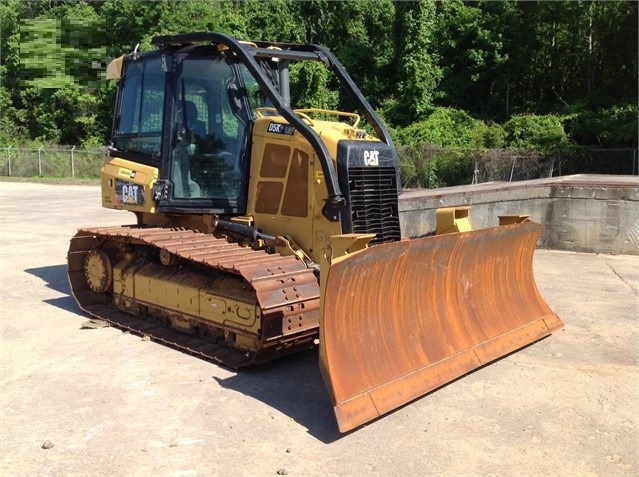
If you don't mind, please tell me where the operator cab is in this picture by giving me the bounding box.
[110,44,271,215]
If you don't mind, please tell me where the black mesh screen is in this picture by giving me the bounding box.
[348,166,401,244]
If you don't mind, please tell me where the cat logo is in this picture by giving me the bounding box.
[364,149,380,166]
[122,184,139,204]
[115,179,145,206]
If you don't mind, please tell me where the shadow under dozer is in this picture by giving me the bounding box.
[319,219,563,433]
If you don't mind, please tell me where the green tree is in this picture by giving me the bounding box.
[236,0,303,42]
[387,0,441,126]
[434,0,509,119]
[495,1,637,115]
[14,1,110,145]
[396,107,490,149]
[503,114,569,154]
[564,102,638,148]
[0,0,24,145]
[1,0,636,152]
[307,1,396,108]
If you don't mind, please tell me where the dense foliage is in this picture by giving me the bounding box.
[1,0,637,162]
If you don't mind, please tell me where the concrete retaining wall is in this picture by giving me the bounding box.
[398,174,639,255]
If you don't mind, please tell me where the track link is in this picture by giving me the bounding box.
[68,226,320,368]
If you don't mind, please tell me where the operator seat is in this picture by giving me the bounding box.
[185,101,207,140]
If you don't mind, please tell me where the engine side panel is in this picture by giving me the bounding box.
[248,116,343,264]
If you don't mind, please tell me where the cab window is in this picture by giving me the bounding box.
[170,56,245,200]
[113,56,165,158]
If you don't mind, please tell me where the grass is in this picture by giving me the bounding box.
[0,176,100,185]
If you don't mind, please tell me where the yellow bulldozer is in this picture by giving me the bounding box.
[67,33,563,433]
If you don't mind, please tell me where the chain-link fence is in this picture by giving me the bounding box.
[0,146,107,179]
[472,150,554,183]
[472,148,638,183]
[561,148,638,176]
[1,145,637,185]
[397,145,638,189]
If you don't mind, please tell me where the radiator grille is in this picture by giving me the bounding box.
[348,167,401,244]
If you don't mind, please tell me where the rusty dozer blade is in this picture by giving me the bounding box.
[319,220,563,433]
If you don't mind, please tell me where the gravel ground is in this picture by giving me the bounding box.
[1,181,637,477]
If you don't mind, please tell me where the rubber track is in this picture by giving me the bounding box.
[68,226,321,368]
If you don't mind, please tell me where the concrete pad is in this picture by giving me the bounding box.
[1,181,637,476]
